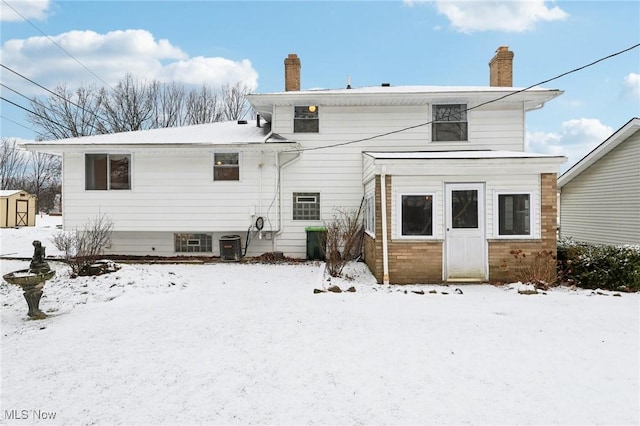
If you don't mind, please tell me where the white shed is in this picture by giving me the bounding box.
[0,190,37,228]
[558,117,640,245]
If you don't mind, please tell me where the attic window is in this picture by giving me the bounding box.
[432,104,468,142]
[294,106,319,133]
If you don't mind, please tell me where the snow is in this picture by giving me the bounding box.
[1,216,639,425]
[365,150,566,160]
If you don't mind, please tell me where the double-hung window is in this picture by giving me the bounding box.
[496,192,532,237]
[364,194,375,236]
[400,194,435,237]
[432,104,468,141]
[213,153,239,181]
[85,154,131,190]
[294,106,319,133]
[293,192,320,220]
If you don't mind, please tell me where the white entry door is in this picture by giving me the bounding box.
[445,183,486,281]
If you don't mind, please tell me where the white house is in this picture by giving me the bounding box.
[558,117,640,246]
[23,46,566,284]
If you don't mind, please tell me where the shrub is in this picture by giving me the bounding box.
[323,207,364,277]
[508,249,558,289]
[557,239,640,291]
[51,214,114,277]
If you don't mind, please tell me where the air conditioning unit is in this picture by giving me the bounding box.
[219,235,242,261]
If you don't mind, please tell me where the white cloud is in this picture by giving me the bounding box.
[623,72,640,99]
[527,118,613,172]
[0,0,51,22]
[0,29,259,97]
[409,0,569,33]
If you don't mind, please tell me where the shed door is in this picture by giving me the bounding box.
[16,199,29,226]
[445,183,486,281]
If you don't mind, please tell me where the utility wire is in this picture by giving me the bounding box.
[1,0,116,91]
[0,96,76,134]
[287,42,640,153]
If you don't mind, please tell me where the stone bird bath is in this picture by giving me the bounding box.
[3,240,56,320]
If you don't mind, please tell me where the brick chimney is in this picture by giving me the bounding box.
[489,46,514,87]
[284,53,301,91]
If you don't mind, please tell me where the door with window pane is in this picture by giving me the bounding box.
[445,183,486,280]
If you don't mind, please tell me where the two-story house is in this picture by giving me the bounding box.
[24,47,566,284]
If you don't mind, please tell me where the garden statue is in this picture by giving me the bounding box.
[3,240,56,319]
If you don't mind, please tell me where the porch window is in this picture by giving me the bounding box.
[174,233,213,253]
[85,154,131,190]
[294,106,319,133]
[432,104,468,141]
[293,192,320,220]
[364,194,375,236]
[400,194,434,236]
[213,153,239,181]
[497,193,532,236]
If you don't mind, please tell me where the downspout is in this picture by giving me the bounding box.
[380,166,390,285]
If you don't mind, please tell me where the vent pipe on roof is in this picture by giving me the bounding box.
[346,76,351,89]
[256,114,261,127]
[381,83,390,87]
[237,120,248,125]
[489,46,514,87]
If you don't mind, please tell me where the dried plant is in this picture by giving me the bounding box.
[509,249,558,290]
[323,207,364,277]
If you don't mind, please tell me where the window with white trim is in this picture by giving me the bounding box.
[213,152,239,181]
[364,194,375,235]
[432,104,468,141]
[294,106,319,133]
[85,154,131,190]
[400,194,435,237]
[497,193,532,236]
[293,192,320,220]
[174,233,213,253]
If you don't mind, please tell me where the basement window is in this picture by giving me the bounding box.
[85,154,131,190]
[293,192,320,220]
[294,106,319,133]
[213,153,240,181]
[174,233,213,253]
[432,104,468,142]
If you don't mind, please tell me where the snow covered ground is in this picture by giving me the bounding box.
[1,216,639,425]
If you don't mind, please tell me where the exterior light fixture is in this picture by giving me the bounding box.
[308,105,317,113]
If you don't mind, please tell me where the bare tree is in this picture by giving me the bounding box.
[150,80,187,128]
[0,138,28,189]
[24,151,62,211]
[221,82,252,121]
[186,85,223,124]
[27,84,104,139]
[101,73,154,133]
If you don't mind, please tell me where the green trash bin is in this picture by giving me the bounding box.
[305,226,327,260]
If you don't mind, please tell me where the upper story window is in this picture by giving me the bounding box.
[294,106,319,133]
[85,154,131,190]
[213,153,239,181]
[432,104,468,142]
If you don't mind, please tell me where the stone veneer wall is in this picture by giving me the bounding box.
[488,173,558,283]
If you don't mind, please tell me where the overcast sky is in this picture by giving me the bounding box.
[1,0,639,172]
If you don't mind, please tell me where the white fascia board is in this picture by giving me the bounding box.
[21,142,300,154]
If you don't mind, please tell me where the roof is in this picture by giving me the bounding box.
[21,119,297,153]
[248,85,563,120]
[364,150,566,160]
[558,117,640,188]
[0,190,25,197]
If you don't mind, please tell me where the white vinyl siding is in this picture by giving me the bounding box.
[62,149,279,233]
[560,131,640,245]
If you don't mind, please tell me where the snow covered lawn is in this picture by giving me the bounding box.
[1,216,639,425]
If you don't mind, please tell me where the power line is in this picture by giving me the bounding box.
[1,0,115,91]
[0,96,76,134]
[287,42,640,153]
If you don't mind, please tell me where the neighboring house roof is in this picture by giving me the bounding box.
[0,190,24,197]
[248,85,563,120]
[21,119,298,154]
[558,117,640,188]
